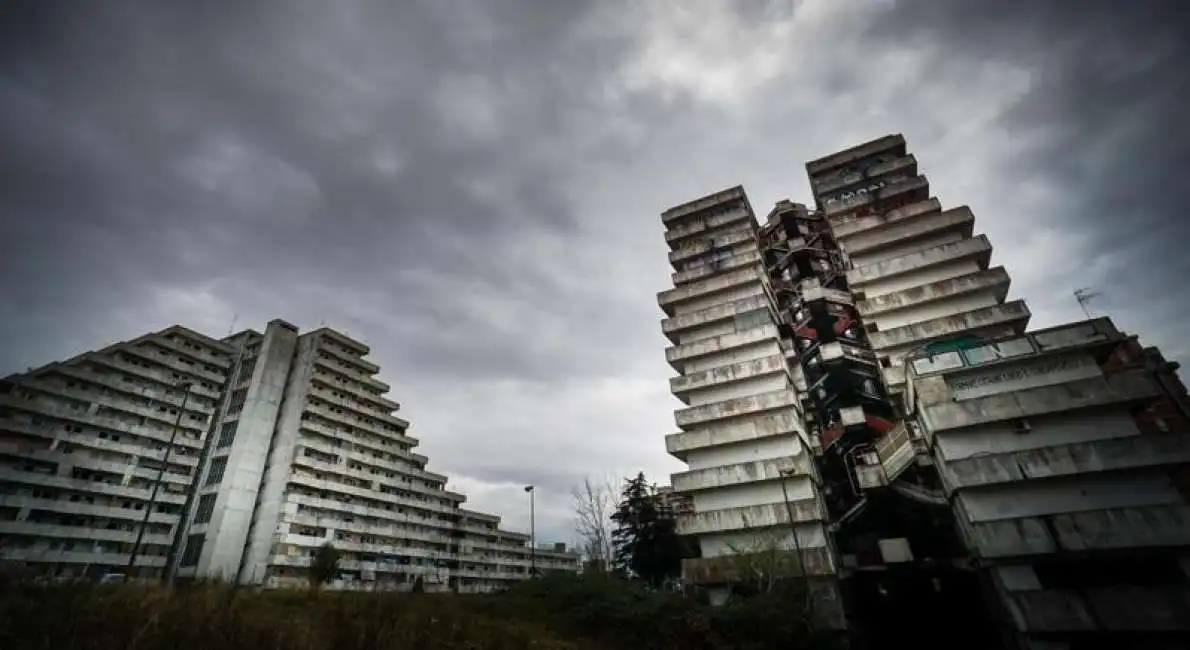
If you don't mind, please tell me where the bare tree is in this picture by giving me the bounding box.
[572,476,616,571]
[724,532,797,595]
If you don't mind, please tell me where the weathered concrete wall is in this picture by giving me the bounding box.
[934,408,1139,461]
[679,498,822,536]
[848,234,992,288]
[869,300,1030,351]
[666,410,803,459]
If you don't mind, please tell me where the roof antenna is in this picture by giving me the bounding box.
[1074,288,1100,319]
[227,313,238,336]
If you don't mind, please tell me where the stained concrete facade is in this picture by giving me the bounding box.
[659,186,832,607]
[0,326,233,578]
[659,134,1190,646]
[897,318,1190,644]
[1,321,579,591]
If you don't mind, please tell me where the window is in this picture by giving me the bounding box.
[216,422,237,449]
[205,457,227,486]
[194,494,216,524]
[180,534,205,566]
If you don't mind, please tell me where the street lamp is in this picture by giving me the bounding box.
[524,485,535,577]
[127,380,193,579]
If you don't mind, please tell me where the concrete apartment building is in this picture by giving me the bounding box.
[0,320,578,592]
[658,134,1190,649]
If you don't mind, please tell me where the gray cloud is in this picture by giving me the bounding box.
[2,0,1186,544]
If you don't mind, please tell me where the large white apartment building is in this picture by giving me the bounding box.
[0,319,577,592]
[658,187,837,614]
[658,135,1190,648]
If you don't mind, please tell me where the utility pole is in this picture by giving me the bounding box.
[1074,288,1100,319]
[524,485,536,577]
[128,380,192,580]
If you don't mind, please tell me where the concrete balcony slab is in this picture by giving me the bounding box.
[848,234,992,287]
[657,265,765,317]
[937,434,1190,493]
[666,411,802,461]
[665,207,752,247]
[669,353,787,398]
[823,175,929,218]
[674,387,798,430]
[857,266,1011,318]
[867,300,1030,351]
[665,324,780,371]
[813,154,918,198]
[661,294,771,344]
[831,197,940,241]
[677,498,824,536]
[682,546,836,583]
[672,454,814,493]
[843,205,974,257]
[921,369,1161,433]
[672,249,761,286]
[807,134,905,177]
[662,185,746,225]
[668,228,754,265]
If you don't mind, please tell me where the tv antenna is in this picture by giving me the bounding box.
[1074,288,1100,319]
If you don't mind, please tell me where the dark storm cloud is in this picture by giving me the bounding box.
[862,0,1190,362]
[2,0,1188,539]
[0,0,670,386]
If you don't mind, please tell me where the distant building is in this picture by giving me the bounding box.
[0,319,578,592]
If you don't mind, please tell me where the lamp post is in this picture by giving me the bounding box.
[524,485,535,577]
[127,380,192,579]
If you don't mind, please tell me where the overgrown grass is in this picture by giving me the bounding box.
[0,572,837,650]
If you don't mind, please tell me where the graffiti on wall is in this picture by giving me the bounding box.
[823,173,909,207]
[947,354,1102,401]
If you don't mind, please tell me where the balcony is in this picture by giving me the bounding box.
[668,228,755,266]
[657,265,765,317]
[822,175,929,219]
[1007,585,1190,633]
[665,324,780,371]
[857,267,1011,318]
[665,206,752,247]
[318,340,380,375]
[673,388,798,429]
[938,434,1190,493]
[677,499,823,536]
[661,186,746,225]
[807,134,906,177]
[842,205,974,258]
[848,235,992,287]
[0,521,174,546]
[666,411,802,461]
[670,354,787,399]
[672,249,762,286]
[672,454,813,492]
[867,300,1030,351]
[963,503,1190,560]
[661,294,772,344]
[830,197,940,241]
[920,369,1162,434]
[682,546,836,585]
[813,154,918,198]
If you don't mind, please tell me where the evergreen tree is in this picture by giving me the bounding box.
[610,472,684,586]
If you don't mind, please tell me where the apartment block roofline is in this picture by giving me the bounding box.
[805,133,906,176]
[313,326,370,355]
[661,184,750,224]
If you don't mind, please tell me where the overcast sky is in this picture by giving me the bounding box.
[2,0,1187,547]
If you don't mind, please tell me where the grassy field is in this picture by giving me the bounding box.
[0,572,833,650]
